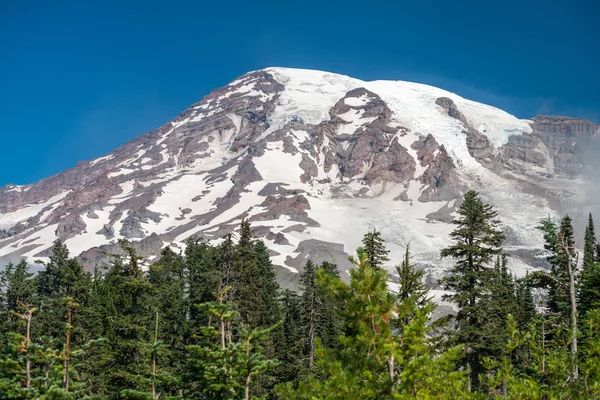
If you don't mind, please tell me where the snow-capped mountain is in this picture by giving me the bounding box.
[1,68,598,289]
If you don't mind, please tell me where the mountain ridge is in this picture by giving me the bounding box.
[1,67,598,291]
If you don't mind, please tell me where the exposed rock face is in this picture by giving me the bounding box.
[0,67,598,287]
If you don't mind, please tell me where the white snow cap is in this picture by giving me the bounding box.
[263,67,532,171]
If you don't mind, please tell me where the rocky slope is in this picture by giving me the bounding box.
[1,68,598,293]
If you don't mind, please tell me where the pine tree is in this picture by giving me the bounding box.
[515,275,536,331]
[478,254,519,364]
[277,248,468,399]
[579,213,600,319]
[185,237,218,338]
[439,190,505,390]
[186,288,280,400]
[315,262,342,352]
[232,220,265,329]
[146,247,187,396]
[0,260,37,334]
[278,289,304,385]
[299,260,319,370]
[394,245,431,332]
[361,229,390,270]
[583,213,596,271]
[97,240,154,396]
[534,215,580,380]
[34,241,92,351]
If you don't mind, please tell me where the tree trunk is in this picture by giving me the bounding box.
[25,311,32,389]
[566,250,579,380]
[308,279,316,370]
[63,303,73,391]
[152,311,159,400]
[559,233,579,380]
[245,336,252,400]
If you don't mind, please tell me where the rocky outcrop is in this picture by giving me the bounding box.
[0,67,598,282]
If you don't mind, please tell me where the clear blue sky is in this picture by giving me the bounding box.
[1,0,598,186]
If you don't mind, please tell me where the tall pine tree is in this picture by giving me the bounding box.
[439,190,505,390]
[361,229,390,270]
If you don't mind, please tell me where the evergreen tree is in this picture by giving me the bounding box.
[299,260,319,370]
[34,241,92,350]
[277,248,468,399]
[478,254,519,364]
[535,215,580,379]
[583,213,596,271]
[278,289,303,385]
[186,288,280,400]
[297,260,342,372]
[315,262,342,352]
[185,237,218,337]
[361,229,390,270]
[146,247,187,396]
[232,220,266,329]
[0,260,37,334]
[439,190,505,390]
[394,245,431,332]
[515,275,536,331]
[579,213,600,319]
[97,240,154,397]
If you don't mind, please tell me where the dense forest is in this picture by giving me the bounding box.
[0,190,599,399]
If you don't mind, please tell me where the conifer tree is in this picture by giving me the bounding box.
[439,190,505,390]
[97,240,154,396]
[361,229,390,270]
[394,245,431,332]
[478,254,519,363]
[534,215,580,379]
[146,247,187,395]
[278,248,468,399]
[0,260,37,334]
[515,276,536,331]
[579,213,600,319]
[34,241,91,350]
[185,237,218,336]
[186,288,280,400]
[315,262,342,352]
[299,260,319,370]
[278,289,304,385]
[232,220,265,329]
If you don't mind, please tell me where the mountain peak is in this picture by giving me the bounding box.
[0,69,598,284]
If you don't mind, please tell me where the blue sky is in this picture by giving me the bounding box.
[0,0,598,186]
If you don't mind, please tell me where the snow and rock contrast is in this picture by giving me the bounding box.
[1,67,598,286]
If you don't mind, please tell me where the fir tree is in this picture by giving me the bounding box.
[299,260,319,370]
[34,241,91,351]
[277,248,468,399]
[361,229,390,270]
[394,245,431,332]
[579,213,600,319]
[315,262,342,352]
[515,275,536,331]
[534,215,580,380]
[97,240,154,397]
[146,247,187,395]
[278,289,304,385]
[186,288,280,400]
[0,260,37,334]
[439,190,505,390]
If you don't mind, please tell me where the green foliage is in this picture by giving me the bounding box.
[579,213,600,319]
[362,228,390,270]
[2,210,600,399]
[186,288,280,399]
[0,260,37,333]
[278,248,469,399]
[439,190,505,389]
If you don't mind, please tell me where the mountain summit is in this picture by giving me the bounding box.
[0,68,598,284]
